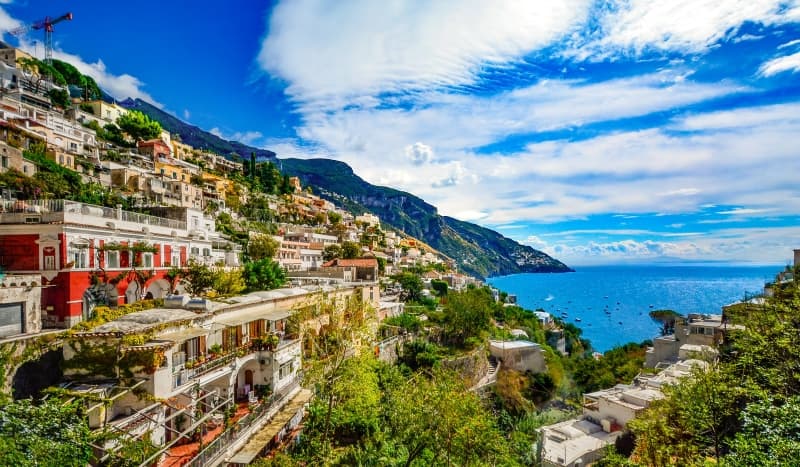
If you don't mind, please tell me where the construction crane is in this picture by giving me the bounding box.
[11,12,73,67]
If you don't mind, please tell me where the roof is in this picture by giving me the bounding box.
[157,327,210,343]
[90,308,206,334]
[489,339,541,350]
[322,258,378,268]
[215,308,292,327]
[541,417,620,466]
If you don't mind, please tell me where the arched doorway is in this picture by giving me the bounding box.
[124,281,140,304]
[145,279,171,300]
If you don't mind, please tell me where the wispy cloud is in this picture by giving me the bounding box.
[209,127,264,146]
[259,0,591,108]
[759,51,800,76]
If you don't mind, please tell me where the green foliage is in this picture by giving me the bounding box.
[182,259,215,297]
[242,258,286,292]
[116,110,162,141]
[322,244,341,262]
[725,396,800,466]
[392,272,424,303]
[0,398,92,466]
[212,268,246,297]
[383,312,423,333]
[247,234,279,261]
[441,286,495,348]
[47,88,71,109]
[649,309,682,336]
[341,241,361,259]
[571,342,647,394]
[399,340,441,370]
[430,279,448,296]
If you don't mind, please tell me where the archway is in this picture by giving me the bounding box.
[145,279,171,300]
[124,281,140,304]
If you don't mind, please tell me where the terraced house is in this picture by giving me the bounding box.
[62,283,379,466]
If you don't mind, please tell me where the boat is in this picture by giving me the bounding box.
[618,321,623,325]
[575,317,581,322]
[649,304,654,308]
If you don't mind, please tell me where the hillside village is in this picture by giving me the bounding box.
[0,39,798,467]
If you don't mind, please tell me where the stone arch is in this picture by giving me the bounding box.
[145,279,171,300]
[124,281,140,304]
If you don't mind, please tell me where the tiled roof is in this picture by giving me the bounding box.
[322,258,378,268]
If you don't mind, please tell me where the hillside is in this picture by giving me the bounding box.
[121,98,572,278]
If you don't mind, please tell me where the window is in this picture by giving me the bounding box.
[106,250,119,268]
[172,253,180,267]
[279,361,294,380]
[190,247,200,256]
[69,245,88,269]
[202,248,211,257]
[44,255,55,270]
[141,252,153,268]
[1,156,7,168]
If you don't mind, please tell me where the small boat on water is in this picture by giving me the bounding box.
[575,317,582,322]
[649,304,654,308]
[618,321,623,325]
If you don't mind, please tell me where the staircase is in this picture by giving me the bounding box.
[471,356,501,392]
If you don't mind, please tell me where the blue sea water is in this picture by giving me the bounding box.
[488,264,779,352]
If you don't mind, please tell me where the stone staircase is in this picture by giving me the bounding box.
[471,356,500,392]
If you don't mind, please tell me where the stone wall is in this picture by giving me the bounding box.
[442,345,488,388]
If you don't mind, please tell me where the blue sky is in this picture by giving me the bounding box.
[1,1,800,266]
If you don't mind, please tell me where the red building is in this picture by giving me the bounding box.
[0,199,239,328]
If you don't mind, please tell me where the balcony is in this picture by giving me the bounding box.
[173,352,237,389]
[0,199,187,231]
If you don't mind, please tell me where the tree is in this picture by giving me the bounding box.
[393,272,423,303]
[725,396,800,466]
[47,88,71,109]
[247,234,279,261]
[242,258,285,291]
[442,287,495,347]
[212,269,246,296]
[649,309,682,336]
[116,110,162,141]
[0,398,92,466]
[322,244,341,262]
[182,259,215,296]
[341,241,361,259]
[385,368,514,466]
[430,279,448,296]
[328,211,342,225]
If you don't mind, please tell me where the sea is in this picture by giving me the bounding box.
[487,264,779,352]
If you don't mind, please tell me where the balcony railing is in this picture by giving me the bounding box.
[184,378,301,467]
[0,199,187,230]
[173,352,237,389]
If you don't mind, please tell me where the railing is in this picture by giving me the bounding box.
[173,353,236,389]
[0,199,188,230]
[184,378,301,467]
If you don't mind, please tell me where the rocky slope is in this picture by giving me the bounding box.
[121,98,572,279]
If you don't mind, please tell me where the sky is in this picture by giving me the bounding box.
[1,1,800,266]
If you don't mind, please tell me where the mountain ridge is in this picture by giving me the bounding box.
[120,98,572,279]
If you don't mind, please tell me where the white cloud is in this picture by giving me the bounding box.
[584,0,797,57]
[525,225,800,265]
[0,7,19,33]
[209,127,264,146]
[259,0,591,107]
[759,51,800,76]
[405,142,434,165]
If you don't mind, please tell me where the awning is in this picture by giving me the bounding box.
[215,307,292,327]
[157,327,210,343]
[227,388,313,464]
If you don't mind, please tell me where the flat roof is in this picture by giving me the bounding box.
[489,340,541,350]
[541,418,620,466]
[90,308,206,334]
[215,308,292,327]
